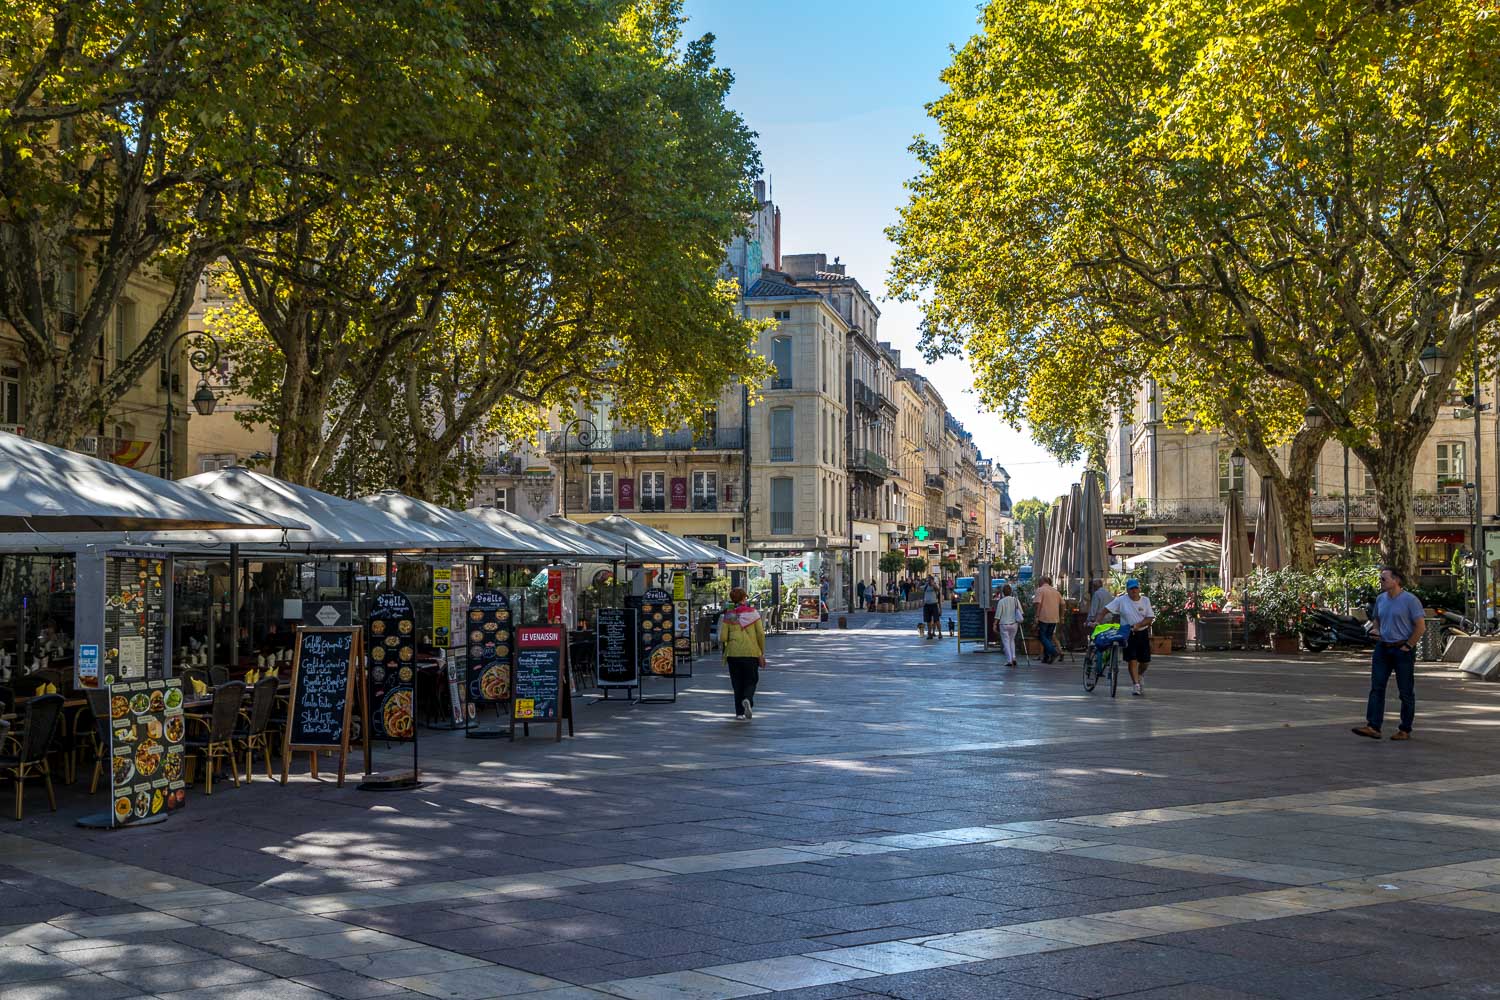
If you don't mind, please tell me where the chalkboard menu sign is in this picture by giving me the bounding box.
[957,603,986,646]
[513,625,564,739]
[595,607,637,688]
[630,588,677,678]
[283,626,363,786]
[367,591,415,742]
[465,590,513,710]
[102,556,167,684]
[107,678,186,827]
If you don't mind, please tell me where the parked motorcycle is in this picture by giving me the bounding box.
[1300,607,1377,653]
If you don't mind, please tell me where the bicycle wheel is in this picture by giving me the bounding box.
[1083,645,1098,692]
[1108,645,1119,698]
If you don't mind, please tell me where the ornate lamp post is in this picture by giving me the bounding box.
[558,416,598,518]
[162,331,220,479]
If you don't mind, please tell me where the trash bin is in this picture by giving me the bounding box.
[1417,617,1444,661]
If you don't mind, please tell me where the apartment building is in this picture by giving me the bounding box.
[1,253,198,477]
[1105,378,1500,584]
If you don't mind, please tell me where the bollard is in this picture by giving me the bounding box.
[838,615,848,629]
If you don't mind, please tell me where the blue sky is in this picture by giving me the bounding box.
[682,0,1083,504]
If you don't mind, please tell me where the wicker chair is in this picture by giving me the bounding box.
[0,693,63,819]
[85,689,114,795]
[179,668,209,695]
[233,677,281,782]
[208,665,230,687]
[183,681,243,794]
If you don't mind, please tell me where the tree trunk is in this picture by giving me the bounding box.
[1361,444,1420,580]
[1278,482,1316,571]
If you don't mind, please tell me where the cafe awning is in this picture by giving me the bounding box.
[176,468,473,554]
[545,516,679,562]
[0,432,302,533]
[591,515,717,565]
[357,491,575,558]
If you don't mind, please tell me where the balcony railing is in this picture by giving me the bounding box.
[480,455,527,476]
[768,376,793,390]
[946,505,963,520]
[547,427,744,454]
[770,445,794,462]
[850,449,889,477]
[771,511,794,535]
[924,473,946,491]
[1131,492,1474,525]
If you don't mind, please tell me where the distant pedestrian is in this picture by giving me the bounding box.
[1353,567,1425,741]
[900,579,911,604]
[1105,578,1155,696]
[720,587,766,720]
[1085,578,1113,625]
[994,583,1023,667]
[1033,576,1063,663]
[922,575,941,639]
[857,579,867,607]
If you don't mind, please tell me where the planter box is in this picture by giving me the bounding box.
[1150,635,1172,655]
[1271,633,1301,654]
[1188,614,1242,650]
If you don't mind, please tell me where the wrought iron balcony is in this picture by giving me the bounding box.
[924,472,946,491]
[480,455,528,476]
[770,445,795,462]
[1131,491,1473,525]
[946,505,963,520]
[767,376,793,390]
[546,427,744,454]
[850,449,889,477]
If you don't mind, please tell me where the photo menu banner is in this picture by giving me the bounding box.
[367,591,415,741]
[107,678,186,827]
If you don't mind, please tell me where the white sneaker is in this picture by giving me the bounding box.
[1133,683,1143,696]
[742,699,753,719]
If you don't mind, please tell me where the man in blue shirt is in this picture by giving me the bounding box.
[1353,566,1426,741]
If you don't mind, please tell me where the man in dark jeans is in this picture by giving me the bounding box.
[1032,576,1063,663]
[1353,566,1425,741]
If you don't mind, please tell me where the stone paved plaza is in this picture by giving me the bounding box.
[6,610,1500,999]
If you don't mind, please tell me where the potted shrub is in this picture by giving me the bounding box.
[1148,578,1187,654]
[1246,568,1316,653]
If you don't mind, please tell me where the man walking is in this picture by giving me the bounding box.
[1105,578,1155,696]
[922,575,942,639]
[857,579,867,611]
[1033,576,1063,662]
[1353,567,1425,741]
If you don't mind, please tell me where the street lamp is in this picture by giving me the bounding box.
[557,416,598,518]
[1419,345,1444,380]
[161,330,220,479]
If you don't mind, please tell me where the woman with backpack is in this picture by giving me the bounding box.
[719,588,766,719]
[994,583,1023,667]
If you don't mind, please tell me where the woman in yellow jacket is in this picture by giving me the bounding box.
[719,587,766,719]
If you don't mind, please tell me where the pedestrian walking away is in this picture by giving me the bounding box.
[994,583,1023,666]
[719,588,766,719]
[1033,576,1063,662]
[1353,566,1425,741]
[922,575,942,639]
[857,579,867,610]
[1105,578,1155,696]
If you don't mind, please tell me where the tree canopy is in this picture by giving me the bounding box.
[890,0,1500,575]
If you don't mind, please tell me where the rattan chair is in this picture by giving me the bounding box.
[0,693,63,819]
[183,681,243,794]
[233,677,281,782]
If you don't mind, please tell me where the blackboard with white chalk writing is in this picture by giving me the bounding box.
[282,626,364,786]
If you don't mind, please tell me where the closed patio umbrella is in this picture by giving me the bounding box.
[1253,478,1287,572]
[1033,508,1048,580]
[1077,470,1109,592]
[1220,489,1252,593]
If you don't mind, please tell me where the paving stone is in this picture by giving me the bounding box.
[104,957,271,993]
[387,964,565,998]
[0,973,146,1000]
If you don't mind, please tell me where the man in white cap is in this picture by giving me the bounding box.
[1105,577,1155,696]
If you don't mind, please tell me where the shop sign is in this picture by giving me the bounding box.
[432,569,452,647]
[618,477,635,510]
[546,568,564,624]
[670,477,688,509]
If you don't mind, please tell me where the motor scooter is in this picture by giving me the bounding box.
[1300,607,1377,653]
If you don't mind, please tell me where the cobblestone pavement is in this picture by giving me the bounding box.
[7,609,1500,999]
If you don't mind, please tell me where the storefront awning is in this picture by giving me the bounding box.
[591,515,719,565]
[358,491,574,558]
[0,432,304,533]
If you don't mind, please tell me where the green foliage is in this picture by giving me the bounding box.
[1245,568,1320,636]
[879,550,908,578]
[889,0,1500,576]
[1012,498,1047,555]
[939,557,961,576]
[906,556,929,577]
[1311,555,1382,614]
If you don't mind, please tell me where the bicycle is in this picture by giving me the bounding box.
[1083,625,1123,697]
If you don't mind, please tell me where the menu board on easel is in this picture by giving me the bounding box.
[282,626,364,787]
[366,591,415,742]
[464,590,513,715]
[595,607,637,690]
[106,678,186,827]
[957,603,986,649]
[630,588,677,678]
[512,624,565,741]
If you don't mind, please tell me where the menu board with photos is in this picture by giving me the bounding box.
[101,556,167,684]
[107,678,186,827]
[629,588,676,678]
[595,607,636,687]
[465,590,513,710]
[673,598,692,672]
[512,625,563,726]
[367,591,416,741]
